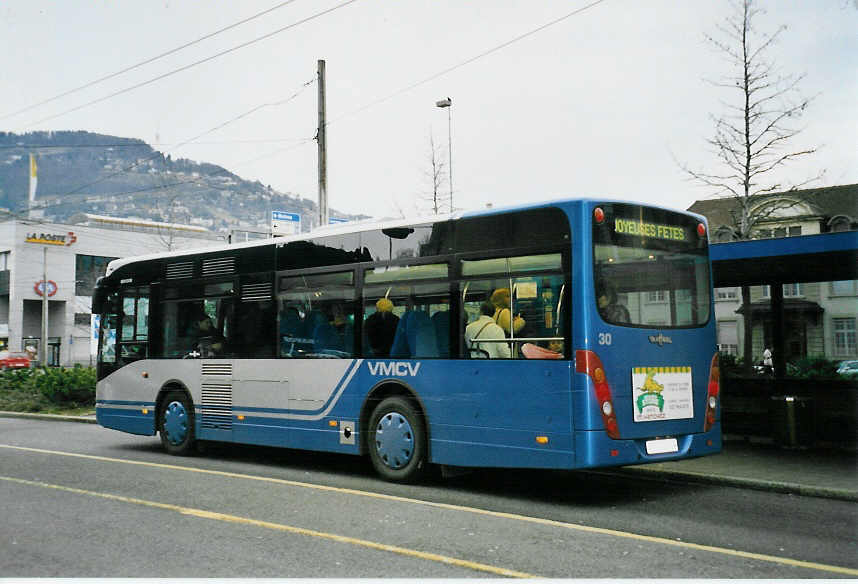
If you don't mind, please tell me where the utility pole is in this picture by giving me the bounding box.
[41,247,48,366]
[317,59,328,227]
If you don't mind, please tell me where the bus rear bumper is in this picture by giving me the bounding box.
[574,425,722,468]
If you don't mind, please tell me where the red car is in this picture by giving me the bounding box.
[0,351,31,370]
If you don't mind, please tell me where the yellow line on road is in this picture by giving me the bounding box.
[0,474,534,579]
[3,443,857,577]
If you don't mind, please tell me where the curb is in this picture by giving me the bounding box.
[601,466,858,503]
[0,411,96,424]
[3,411,856,502]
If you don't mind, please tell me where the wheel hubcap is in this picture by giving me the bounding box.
[375,412,414,469]
[164,401,188,445]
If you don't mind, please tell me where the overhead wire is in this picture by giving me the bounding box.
[0,0,304,123]
[7,0,609,223]
[8,79,316,218]
[0,139,308,149]
[328,0,609,126]
[15,0,360,131]
[57,77,317,198]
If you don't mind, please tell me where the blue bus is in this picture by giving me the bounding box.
[94,199,721,482]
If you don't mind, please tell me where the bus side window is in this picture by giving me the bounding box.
[278,271,356,359]
[234,300,276,358]
[162,298,233,359]
[460,254,567,360]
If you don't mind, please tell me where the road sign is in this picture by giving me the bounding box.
[329,217,348,224]
[34,280,57,297]
[272,211,301,235]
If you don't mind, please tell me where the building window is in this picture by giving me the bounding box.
[716,287,738,300]
[717,344,738,356]
[0,251,9,271]
[646,290,666,303]
[717,320,738,356]
[713,227,736,243]
[831,280,858,297]
[783,283,802,297]
[756,229,772,239]
[761,284,802,298]
[833,318,857,356]
[75,254,118,296]
[788,226,802,237]
[828,216,851,233]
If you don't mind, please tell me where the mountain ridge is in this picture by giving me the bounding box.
[0,130,363,232]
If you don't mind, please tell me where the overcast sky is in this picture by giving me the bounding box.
[1,0,855,221]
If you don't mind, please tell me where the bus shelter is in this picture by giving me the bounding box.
[711,230,858,377]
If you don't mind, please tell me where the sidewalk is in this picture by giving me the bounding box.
[3,411,857,501]
[613,438,858,502]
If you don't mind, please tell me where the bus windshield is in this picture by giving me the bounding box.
[593,203,710,328]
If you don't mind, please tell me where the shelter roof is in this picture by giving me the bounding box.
[710,231,858,287]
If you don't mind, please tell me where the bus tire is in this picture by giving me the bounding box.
[368,396,427,483]
[158,390,196,456]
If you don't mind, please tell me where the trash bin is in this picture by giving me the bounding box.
[769,395,814,448]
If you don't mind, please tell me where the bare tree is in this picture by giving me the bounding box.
[420,132,448,215]
[683,0,824,374]
[683,0,822,239]
[154,190,186,251]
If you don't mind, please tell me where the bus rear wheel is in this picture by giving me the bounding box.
[158,390,196,456]
[368,396,427,483]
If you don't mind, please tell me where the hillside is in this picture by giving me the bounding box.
[0,131,362,232]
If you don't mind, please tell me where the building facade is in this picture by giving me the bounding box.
[688,184,858,365]
[0,218,223,366]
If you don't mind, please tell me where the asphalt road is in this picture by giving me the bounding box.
[1,417,856,579]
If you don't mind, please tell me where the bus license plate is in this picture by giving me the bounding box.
[645,438,678,455]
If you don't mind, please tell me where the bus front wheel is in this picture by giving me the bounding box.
[158,390,196,456]
[368,396,427,483]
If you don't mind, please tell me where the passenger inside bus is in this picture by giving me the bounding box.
[596,279,631,324]
[364,298,399,357]
[311,304,353,356]
[490,288,525,336]
[465,301,511,359]
[187,313,227,357]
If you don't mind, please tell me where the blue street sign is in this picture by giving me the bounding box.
[272,211,300,222]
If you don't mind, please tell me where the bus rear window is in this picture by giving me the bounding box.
[593,203,710,328]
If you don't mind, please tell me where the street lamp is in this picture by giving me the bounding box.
[435,97,453,213]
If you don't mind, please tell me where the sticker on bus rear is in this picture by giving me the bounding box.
[632,366,694,422]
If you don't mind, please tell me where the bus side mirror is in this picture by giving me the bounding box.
[92,286,106,314]
[92,277,118,314]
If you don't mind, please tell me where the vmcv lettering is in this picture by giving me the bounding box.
[367,361,421,377]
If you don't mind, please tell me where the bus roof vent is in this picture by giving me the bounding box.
[202,257,236,277]
[166,261,194,280]
[242,282,273,302]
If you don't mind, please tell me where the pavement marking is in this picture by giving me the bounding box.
[0,474,535,579]
[3,443,858,577]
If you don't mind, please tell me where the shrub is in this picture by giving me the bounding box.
[32,365,96,406]
[788,356,840,379]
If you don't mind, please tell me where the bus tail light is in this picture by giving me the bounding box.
[704,352,720,431]
[576,350,620,439]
